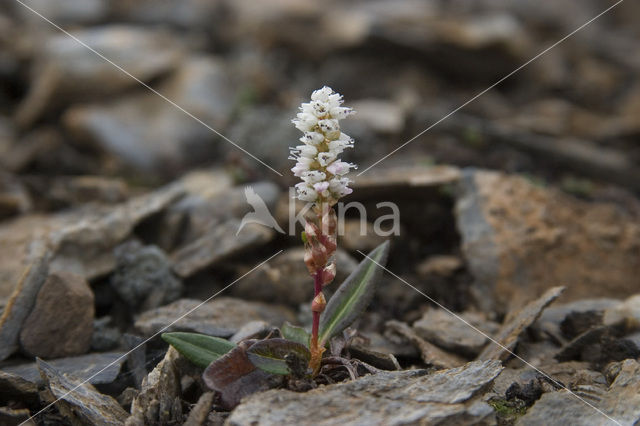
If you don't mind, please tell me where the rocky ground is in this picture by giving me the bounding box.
[1,1,640,425]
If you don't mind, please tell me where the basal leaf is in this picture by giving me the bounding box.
[281,322,310,347]
[162,332,236,368]
[203,340,282,409]
[246,338,311,376]
[318,240,390,345]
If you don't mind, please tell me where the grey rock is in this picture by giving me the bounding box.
[17,0,108,24]
[352,164,461,198]
[2,352,127,385]
[0,371,38,403]
[38,359,129,425]
[386,320,466,369]
[226,106,300,174]
[603,294,640,328]
[91,316,121,352]
[0,241,50,361]
[111,240,182,312]
[229,247,357,306]
[456,169,640,311]
[171,220,275,278]
[227,360,503,426]
[64,56,235,176]
[414,309,498,358]
[19,272,94,359]
[165,180,279,251]
[49,182,185,280]
[134,297,296,338]
[518,359,640,426]
[477,286,564,361]
[17,25,182,127]
[126,347,182,426]
[534,298,620,342]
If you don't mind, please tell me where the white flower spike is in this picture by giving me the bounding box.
[291,86,356,205]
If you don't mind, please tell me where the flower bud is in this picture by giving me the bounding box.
[321,263,336,286]
[311,292,326,313]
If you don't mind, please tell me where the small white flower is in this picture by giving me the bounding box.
[291,86,355,204]
[326,160,353,176]
[311,86,333,102]
[300,131,324,145]
[302,170,327,184]
[317,152,337,167]
[313,181,330,195]
[296,144,318,158]
[292,112,318,132]
[330,107,354,120]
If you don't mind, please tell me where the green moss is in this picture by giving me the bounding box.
[488,398,528,425]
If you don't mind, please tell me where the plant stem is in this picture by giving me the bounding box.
[309,268,323,374]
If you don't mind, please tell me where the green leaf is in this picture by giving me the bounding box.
[162,332,236,368]
[281,322,310,347]
[246,338,310,375]
[318,240,390,345]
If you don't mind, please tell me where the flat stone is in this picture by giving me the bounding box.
[0,241,50,361]
[38,359,129,425]
[163,180,278,251]
[534,298,620,342]
[386,320,466,369]
[352,165,461,197]
[2,352,127,385]
[477,286,564,361]
[414,309,497,358]
[456,169,640,310]
[134,297,296,338]
[603,294,640,329]
[63,57,235,176]
[227,360,503,426]
[517,359,640,426]
[171,220,274,278]
[17,25,182,127]
[20,272,94,358]
[49,182,185,280]
[228,247,357,306]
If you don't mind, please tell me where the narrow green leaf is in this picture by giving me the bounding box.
[162,332,236,368]
[318,240,390,345]
[246,338,310,376]
[281,322,310,348]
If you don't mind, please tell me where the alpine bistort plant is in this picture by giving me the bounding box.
[162,86,389,408]
[289,86,356,373]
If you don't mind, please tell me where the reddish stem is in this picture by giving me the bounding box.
[311,268,322,351]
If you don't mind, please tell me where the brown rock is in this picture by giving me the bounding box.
[456,170,640,310]
[20,272,94,359]
[0,241,50,361]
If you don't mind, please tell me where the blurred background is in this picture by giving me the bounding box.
[1,0,639,196]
